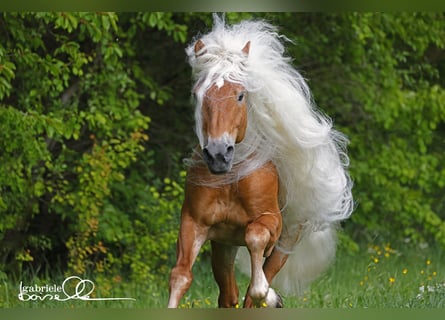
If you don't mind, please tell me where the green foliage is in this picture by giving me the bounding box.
[95,164,185,294]
[0,12,186,281]
[342,13,445,246]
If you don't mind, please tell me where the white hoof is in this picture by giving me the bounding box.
[264,288,283,308]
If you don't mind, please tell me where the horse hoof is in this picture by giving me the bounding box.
[264,288,284,308]
[275,293,283,308]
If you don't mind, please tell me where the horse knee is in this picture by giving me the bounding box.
[245,224,270,250]
[245,217,281,255]
[169,265,193,292]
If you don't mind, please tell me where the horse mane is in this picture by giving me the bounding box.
[186,14,353,256]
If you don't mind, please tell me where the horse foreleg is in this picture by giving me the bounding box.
[168,215,207,308]
[244,214,281,307]
[243,247,288,307]
[263,247,289,281]
[211,241,240,307]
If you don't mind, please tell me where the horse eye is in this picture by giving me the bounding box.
[237,92,245,102]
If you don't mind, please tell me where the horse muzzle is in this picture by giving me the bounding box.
[202,141,235,175]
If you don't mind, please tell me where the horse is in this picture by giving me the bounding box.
[168,15,353,308]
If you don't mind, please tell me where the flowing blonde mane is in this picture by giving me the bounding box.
[186,15,353,294]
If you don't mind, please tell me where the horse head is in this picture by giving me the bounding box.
[193,39,251,174]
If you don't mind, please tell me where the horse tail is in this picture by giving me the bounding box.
[271,223,337,295]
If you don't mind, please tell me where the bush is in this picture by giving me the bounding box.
[0,12,188,283]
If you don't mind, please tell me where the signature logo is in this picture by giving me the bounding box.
[18,276,136,302]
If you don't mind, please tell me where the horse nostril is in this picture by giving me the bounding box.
[202,147,214,164]
[202,142,235,173]
[225,145,234,161]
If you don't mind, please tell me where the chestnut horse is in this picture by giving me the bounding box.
[168,16,353,308]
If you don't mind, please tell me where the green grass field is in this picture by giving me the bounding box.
[1,242,444,308]
[171,241,445,308]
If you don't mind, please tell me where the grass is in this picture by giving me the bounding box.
[172,241,445,308]
[1,241,444,308]
[289,242,445,308]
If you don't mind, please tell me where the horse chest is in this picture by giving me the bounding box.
[206,185,250,225]
[185,162,280,245]
[206,196,249,245]
[190,184,252,244]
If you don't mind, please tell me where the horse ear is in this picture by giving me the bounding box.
[194,39,206,57]
[242,41,251,56]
